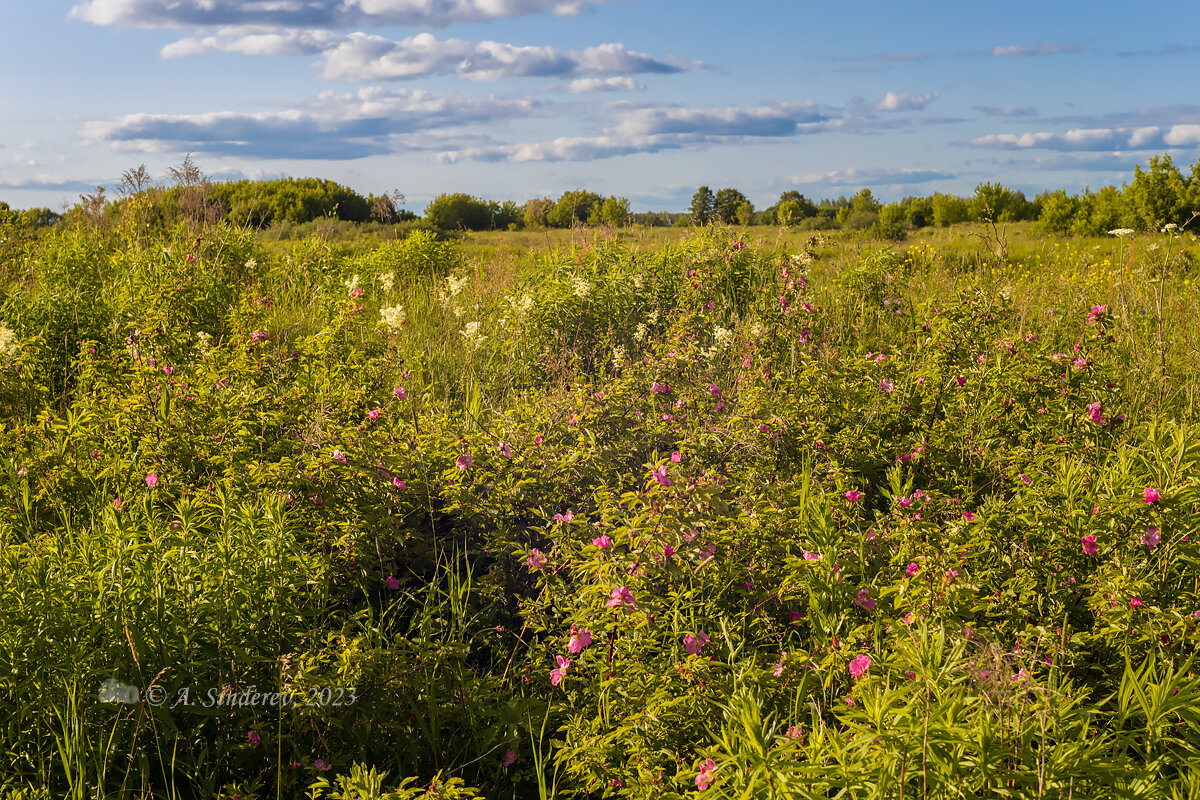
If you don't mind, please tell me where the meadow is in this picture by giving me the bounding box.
[1,213,1199,799]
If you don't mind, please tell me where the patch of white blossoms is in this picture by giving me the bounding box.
[195,331,212,357]
[572,276,591,299]
[380,305,407,331]
[439,273,469,317]
[380,271,395,292]
[345,274,360,293]
[462,321,485,349]
[0,325,18,360]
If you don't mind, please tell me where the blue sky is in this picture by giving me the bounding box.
[3,0,1200,213]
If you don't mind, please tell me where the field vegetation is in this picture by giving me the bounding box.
[0,165,1199,799]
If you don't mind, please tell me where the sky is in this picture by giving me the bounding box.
[3,1,1200,214]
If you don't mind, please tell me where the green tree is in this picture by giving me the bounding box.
[1037,189,1079,235]
[689,186,715,223]
[931,193,969,227]
[589,196,632,227]
[1125,154,1188,230]
[776,200,802,227]
[735,201,755,226]
[423,193,492,231]
[523,197,553,229]
[547,190,602,228]
[713,188,749,224]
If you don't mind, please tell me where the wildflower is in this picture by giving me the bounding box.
[332,449,347,464]
[571,276,590,299]
[845,490,863,502]
[906,563,920,577]
[113,498,123,511]
[526,549,547,570]
[898,496,912,508]
[1018,473,1031,485]
[855,588,876,610]
[367,408,381,421]
[651,465,671,486]
[380,305,407,331]
[250,330,267,343]
[391,478,406,489]
[0,325,19,358]
[1108,228,1135,237]
[247,730,261,747]
[904,612,917,625]
[145,472,158,488]
[462,321,485,349]
[498,442,513,459]
[962,512,976,522]
[314,759,331,772]
[1087,304,1107,324]
[592,535,611,549]
[386,575,400,590]
[651,381,670,394]
[501,748,517,767]
[879,379,894,393]
[695,759,717,791]
[671,451,681,463]
[606,586,636,609]
[1081,535,1098,555]
[393,386,407,400]
[550,655,571,686]
[456,454,473,470]
[684,632,710,656]
[1141,527,1161,549]
[1130,597,1143,609]
[568,629,592,653]
[848,654,871,679]
[553,510,574,523]
[956,376,966,386]
[1143,487,1160,504]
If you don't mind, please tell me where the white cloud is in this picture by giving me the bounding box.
[992,42,1084,57]
[565,77,645,93]
[967,125,1200,151]
[81,88,542,159]
[71,0,615,29]
[874,91,938,112]
[791,167,954,188]
[614,102,832,137]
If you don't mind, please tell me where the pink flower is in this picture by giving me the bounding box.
[671,450,681,463]
[1018,473,1031,485]
[526,549,547,570]
[314,759,331,772]
[553,510,574,523]
[904,612,917,625]
[905,563,920,577]
[568,629,592,653]
[162,365,174,375]
[550,655,571,686]
[1087,304,1107,324]
[368,408,381,420]
[854,588,876,610]
[392,478,406,489]
[848,654,871,679]
[1086,401,1106,424]
[145,472,158,488]
[332,449,347,464]
[592,535,611,549]
[112,498,123,511]
[803,551,820,561]
[606,586,636,609]
[879,379,894,393]
[845,490,863,502]
[651,465,671,486]
[393,386,407,400]
[695,759,717,791]
[456,454,473,470]
[350,287,363,298]
[956,376,966,386]
[709,384,722,397]
[250,330,267,343]
[684,632,710,655]
[1130,597,1143,609]
[534,434,544,446]
[1081,535,1098,555]
[1143,487,1160,504]
[962,512,976,522]
[498,442,513,459]
[501,748,517,767]
[898,496,912,508]
[386,575,400,590]
[248,730,261,748]
[1073,357,1089,368]
[1141,527,1161,549]
[651,381,670,395]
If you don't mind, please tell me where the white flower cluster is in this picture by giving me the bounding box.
[439,273,469,317]
[195,331,212,357]
[380,272,395,292]
[345,274,360,292]
[462,320,486,349]
[612,345,626,367]
[0,325,17,359]
[1108,228,1135,238]
[700,324,736,361]
[380,305,407,331]
[572,276,591,299]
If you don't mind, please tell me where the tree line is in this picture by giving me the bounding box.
[3,153,1199,237]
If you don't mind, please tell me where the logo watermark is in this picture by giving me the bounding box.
[98,680,356,709]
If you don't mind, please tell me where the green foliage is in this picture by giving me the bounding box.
[547,190,603,229]
[713,188,750,224]
[690,186,716,223]
[210,177,373,227]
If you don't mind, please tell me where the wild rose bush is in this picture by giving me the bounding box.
[0,216,1198,799]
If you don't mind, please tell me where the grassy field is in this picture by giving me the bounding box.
[1,217,1199,799]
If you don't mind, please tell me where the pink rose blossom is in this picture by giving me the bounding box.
[651,465,671,486]
[526,549,547,570]
[695,759,717,791]
[498,442,513,459]
[1143,487,1160,504]
[368,408,381,420]
[1130,597,1143,609]
[392,386,407,400]
[247,730,261,748]
[553,510,574,523]
[145,472,158,488]
[845,490,863,502]
[848,654,871,679]
[567,629,592,653]
[606,586,636,609]
[855,588,876,610]
[456,454,473,470]
[1081,535,1098,555]
[592,535,611,549]
[314,759,331,772]
[1141,528,1161,549]
[550,655,571,686]
[671,451,681,463]
[905,563,920,577]
[386,575,400,590]
[332,449,347,464]
[501,748,517,767]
